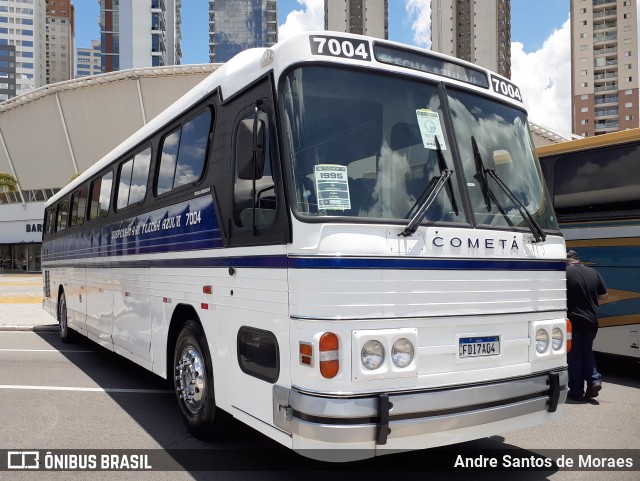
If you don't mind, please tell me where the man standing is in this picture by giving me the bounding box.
[566,250,608,401]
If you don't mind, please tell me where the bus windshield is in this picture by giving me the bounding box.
[280,65,559,233]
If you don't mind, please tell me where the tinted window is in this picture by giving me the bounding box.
[70,186,88,227]
[89,172,113,220]
[237,327,279,383]
[44,208,56,236]
[157,109,211,195]
[117,147,151,209]
[553,142,640,215]
[55,199,69,232]
[233,111,276,229]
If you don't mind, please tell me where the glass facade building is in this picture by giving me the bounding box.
[99,0,181,72]
[209,0,278,63]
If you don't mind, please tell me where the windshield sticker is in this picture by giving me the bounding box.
[416,109,448,151]
[314,164,351,210]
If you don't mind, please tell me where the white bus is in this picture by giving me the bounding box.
[42,32,568,460]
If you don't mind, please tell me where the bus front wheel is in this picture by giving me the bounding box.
[173,320,229,440]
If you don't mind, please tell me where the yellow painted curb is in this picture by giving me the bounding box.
[0,297,43,304]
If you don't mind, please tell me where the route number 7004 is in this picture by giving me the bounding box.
[309,36,372,61]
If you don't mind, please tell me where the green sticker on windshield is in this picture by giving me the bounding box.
[416,109,447,151]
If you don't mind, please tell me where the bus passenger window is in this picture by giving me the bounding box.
[89,172,113,220]
[56,199,69,232]
[157,109,211,195]
[117,148,151,210]
[44,208,56,237]
[70,186,88,227]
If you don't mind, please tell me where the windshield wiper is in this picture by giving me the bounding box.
[484,168,547,242]
[400,137,454,237]
[472,136,514,227]
[471,136,546,242]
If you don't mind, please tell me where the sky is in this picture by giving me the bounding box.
[73,0,572,134]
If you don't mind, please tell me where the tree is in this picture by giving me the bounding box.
[0,172,18,192]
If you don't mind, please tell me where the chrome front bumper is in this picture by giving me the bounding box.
[273,369,567,445]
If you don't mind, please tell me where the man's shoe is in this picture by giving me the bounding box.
[585,382,602,399]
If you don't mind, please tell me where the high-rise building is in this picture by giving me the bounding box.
[571,0,639,136]
[208,0,278,63]
[324,0,388,40]
[0,44,17,102]
[99,0,182,73]
[431,0,511,79]
[76,40,101,78]
[0,0,46,99]
[45,0,74,85]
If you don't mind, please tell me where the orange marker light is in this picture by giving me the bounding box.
[319,332,339,378]
[203,285,213,295]
[299,342,313,366]
[566,319,572,353]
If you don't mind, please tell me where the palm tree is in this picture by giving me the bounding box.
[0,172,18,192]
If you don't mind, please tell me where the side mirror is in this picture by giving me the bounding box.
[237,118,265,180]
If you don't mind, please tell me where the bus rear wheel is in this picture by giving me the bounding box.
[173,320,229,440]
[57,291,73,343]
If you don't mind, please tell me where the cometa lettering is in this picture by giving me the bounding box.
[432,236,520,250]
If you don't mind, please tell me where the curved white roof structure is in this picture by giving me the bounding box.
[0,65,218,196]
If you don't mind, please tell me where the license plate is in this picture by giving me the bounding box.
[459,336,500,358]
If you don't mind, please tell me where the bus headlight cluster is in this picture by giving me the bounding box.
[353,329,418,381]
[361,338,415,370]
[530,321,566,359]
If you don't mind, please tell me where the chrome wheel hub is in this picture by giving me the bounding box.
[175,346,205,413]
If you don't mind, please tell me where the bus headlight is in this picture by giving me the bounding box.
[535,328,549,353]
[361,340,385,370]
[552,327,564,351]
[392,338,414,368]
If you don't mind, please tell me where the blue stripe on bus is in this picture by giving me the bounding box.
[42,255,566,272]
[600,298,640,318]
[287,257,565,271]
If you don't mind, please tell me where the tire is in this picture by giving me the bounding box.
[57,291,73,343]
[173,320,230,440]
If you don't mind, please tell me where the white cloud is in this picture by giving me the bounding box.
[278,0,324,42]
[511,18,572,134]
[406,0,431,48]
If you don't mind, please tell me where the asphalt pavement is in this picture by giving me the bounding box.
[0,274,57,332]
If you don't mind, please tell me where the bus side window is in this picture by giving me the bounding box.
[70,185,89,227]
[233,110,275,229]
[89,172,113,220]
[56,198,69,233]
[116,148,151,210]
[44,208,56,237]
[157,109,211,195]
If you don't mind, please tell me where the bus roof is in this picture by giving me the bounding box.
[536,128,640,158]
